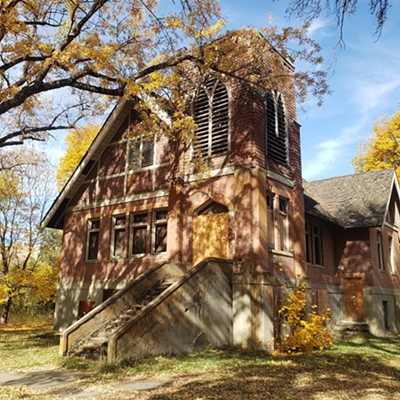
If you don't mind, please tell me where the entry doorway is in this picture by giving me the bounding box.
[78,300,96,319]
[343,277,364,322]
[192,201,229,265]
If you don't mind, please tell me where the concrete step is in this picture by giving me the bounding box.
[70,279,177,360]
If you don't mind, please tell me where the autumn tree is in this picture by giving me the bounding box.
[57,123,100,189]
[0,1,329,150]
[352,110,400,178]
[0,148,59,324]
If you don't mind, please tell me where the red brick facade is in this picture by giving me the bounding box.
[45,30,400,336]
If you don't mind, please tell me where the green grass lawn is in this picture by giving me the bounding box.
[0,326,399,399]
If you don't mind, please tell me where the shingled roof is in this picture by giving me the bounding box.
[304,169,396,229]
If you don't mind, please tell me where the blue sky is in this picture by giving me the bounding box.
[220,0,400,180]
[45,1,400,182]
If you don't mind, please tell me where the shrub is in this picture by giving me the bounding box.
[278,283,332,353]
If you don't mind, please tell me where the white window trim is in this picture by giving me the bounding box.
[388,236,395,274]
[86,218,100,262]
[268,193,291,254]
[110,214,127,260]
[377,231,384,271]
[152,209,168,255]
[129,212,149,257]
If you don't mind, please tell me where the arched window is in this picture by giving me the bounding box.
[193,77,229,158]
[265,91,287,164]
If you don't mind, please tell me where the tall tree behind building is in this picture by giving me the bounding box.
[0,149,60,324]
[57,124,100,189]
[352,110,400,178]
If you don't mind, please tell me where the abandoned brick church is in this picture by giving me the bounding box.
[43,30,400,362]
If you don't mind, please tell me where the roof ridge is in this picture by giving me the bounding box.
[308,168,394,184]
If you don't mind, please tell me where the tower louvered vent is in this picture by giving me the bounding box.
[194,78,229,157]
[266,91,287,164]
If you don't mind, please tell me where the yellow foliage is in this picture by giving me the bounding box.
[197,19,227,40]
[279,283,332,353]
[0,261,59,307]
[57,124,100,189]
[354,110,400,179]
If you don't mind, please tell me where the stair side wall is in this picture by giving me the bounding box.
[61,262,186,355]
[110,260,233,362]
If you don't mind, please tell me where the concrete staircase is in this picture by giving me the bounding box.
[70,279,174,360]
[60,259,234,363]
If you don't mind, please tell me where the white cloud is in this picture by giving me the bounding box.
[307,18,331,37]
[353,77,400,115]
[303,117,369,180]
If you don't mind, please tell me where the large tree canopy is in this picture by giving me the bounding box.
[0,0,328,149]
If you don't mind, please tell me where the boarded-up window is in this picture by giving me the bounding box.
[128,135,155,169]
[266,91,287,164]
[86,218,100,261]
[311,289,329,315]
[194,77,229,158]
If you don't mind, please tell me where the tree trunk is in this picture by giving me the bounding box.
[0,296,11,324]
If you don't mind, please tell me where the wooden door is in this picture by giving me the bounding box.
[343,277,364,322]
[192,202,229,265]
[78,300,96,319]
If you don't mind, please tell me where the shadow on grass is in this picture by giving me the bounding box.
[142,345,400,400]
[0,329,59,349]
[335,334,400,356]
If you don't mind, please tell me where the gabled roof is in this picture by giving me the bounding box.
[42,99,134,229]
[304,169,397,229]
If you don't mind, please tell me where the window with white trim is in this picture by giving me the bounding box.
[265,91,287,164]
[277,196,289,251]
[86,218,100,261]
[193,77,229,158]
[266,193,290,252]
[153,209,168,254]
[111,215,126,259]
[128,135,155,169]
[130,212,149,256]
[377,231,384,271]
[388,236,395,274]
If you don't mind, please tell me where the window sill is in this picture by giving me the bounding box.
[128,163,168,173]
[83,260,98,265]
[269,249,294,258]
[130,253,167,259]
[308,263,324,269]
